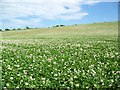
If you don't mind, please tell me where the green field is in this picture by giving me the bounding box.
[1,22,119,88]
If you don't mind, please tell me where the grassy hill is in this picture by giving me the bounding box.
[1,22,118,39]
[1,21,119,88]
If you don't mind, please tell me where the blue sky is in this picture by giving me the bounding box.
[42,2,118,27]
[0,0,119,29]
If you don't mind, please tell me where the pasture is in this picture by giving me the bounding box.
[0,22,119,88]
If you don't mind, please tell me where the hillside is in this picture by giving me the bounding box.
[1,21,119,88]
[1,22,118,39]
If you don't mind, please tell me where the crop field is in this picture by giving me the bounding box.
[0,22,119,89]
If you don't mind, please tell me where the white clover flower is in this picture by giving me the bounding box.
[70,77,73,81]
[48,65,50,67]
[0,67,1,70]
[53,62,56,64]
[23,70,27,75]
[70,81,73,85]
[75,84,79,87]
[109,84,112,86]
[94,84,97,87]
[20,80,23,84]
[10,77,13,80]
[54,74,58,77]
[25,82,29,86]
[41,78,45,81]
[62,59,64,61]
[111,79,114,83]
[16,86,19,88]
[30,54,33,56]
[87,70,90,73]
[30,76,33,80]
[76,44,80,47]
[42,80,45,84]
[17,73,20,76]
[67,87,70,89]
[54,78,57,80]
[54,68,57,71]
[91,64,94,67]
[74,76,77,79]
[75,52,77,55]
[15,65,20,68]
[112,71,114,74]
[48,58,52,62]
[102,82,104,85]
[7,65,12,70]
[6,83,9,87]
[101,79,103,82]
[116,71,120,74]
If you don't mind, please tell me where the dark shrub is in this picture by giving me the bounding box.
[18,28,21,30]
[13,29,16,30]
[5,29,10,31]
[26,27,30,29]
[60,25,65,27]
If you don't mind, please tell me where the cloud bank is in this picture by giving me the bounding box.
[0,0,119,29]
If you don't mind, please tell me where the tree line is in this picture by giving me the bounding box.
[0,26,32,31]
[0,25,66,31]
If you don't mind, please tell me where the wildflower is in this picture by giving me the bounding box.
[16,86,19,88]
[25,82,29,86]
[42,81,45,84]
[111,79,114,83]
[6,83,9,87]
[54,74,58,76]
[7,65,12,70]
[23,70,27,75]
[48,58,52,62]
[41,78,45,81]
[10,77,13,80]
[101,79,103,82]
[75,84,79,87]
[53,62,56,64]
[74,76,77,79]
[30,76,33,80]
[70,81,73,85]
[17,73,20,76]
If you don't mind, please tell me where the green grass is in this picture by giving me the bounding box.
[1,22,118,39]
[1,22,119,89]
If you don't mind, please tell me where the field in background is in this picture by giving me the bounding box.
[1,22,119,88]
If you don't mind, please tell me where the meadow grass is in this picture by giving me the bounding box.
[1,22,119,89]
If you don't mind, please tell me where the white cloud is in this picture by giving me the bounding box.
[0,0,118,28]
[2,18,42,29]
[1,0,119,3]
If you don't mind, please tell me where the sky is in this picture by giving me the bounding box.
[0,0,119,29]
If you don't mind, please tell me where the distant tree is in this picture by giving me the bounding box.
[18,28,21,30]
[53,25,59,28]
[13,29,16,30]
[60,25,65,27]
[5,29,10,31]
[26,27,30,29]
[56,25,59,27]
[0,29,2,31]
[75,24,77,26]
[94,22,96,24]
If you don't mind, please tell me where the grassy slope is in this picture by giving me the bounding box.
[1,22,119,88]
[1,22,118,39]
